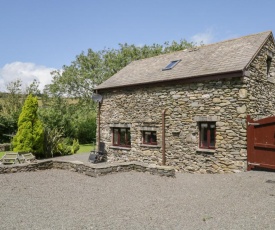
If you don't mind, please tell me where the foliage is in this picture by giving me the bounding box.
[0,152,5,159]
[56,138,79,156]
[57,138,72,156]
[0,80,25,142]
[1,38,194,153]
[43,128,80,157]
[38,97,97,144]
[75,111,97,144]
[39,39,194,146]
[12,94,44,157]
[0,79,41,143]
[71,139,80,154]
[47,39,195,99]
[43,128,63,158]
[25,79,41,96]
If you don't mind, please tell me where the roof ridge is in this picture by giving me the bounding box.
[198,30,272,49]
[132,31,272,63]
[96,30,274,90]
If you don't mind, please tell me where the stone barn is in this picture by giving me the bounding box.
[95,31,275,173]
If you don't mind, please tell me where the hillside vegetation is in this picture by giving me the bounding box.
[0,38,195,157]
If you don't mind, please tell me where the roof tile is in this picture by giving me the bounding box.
[96,31,272,90]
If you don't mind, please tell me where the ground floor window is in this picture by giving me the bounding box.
[143,131,157,145]
[199,122,216,149]
[113,128,131,147]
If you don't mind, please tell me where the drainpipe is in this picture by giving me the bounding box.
[162,109,167,165]
[96,90,101,152]
[97,102,101,152]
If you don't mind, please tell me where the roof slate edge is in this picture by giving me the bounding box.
[119,30,273,66]
[244,31,273,70]
[95,30,273,91]
[125,30,273,66]
[96,70,243,91]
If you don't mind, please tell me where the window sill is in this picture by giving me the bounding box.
[196,148,216,153]
[109,146,131,150]
[140,144,161,148]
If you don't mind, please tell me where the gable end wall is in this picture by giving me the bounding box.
[245,35,275,118]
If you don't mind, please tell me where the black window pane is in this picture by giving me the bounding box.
[144,131,150,144]
[200,123,208,147]
[210,125,215,147]
[152,132,157,143]
[126,130,131,146]
[120,128,126,145]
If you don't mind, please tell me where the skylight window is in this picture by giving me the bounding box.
[162,59,181,71]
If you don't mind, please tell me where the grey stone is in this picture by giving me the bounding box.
[237,105,246,114]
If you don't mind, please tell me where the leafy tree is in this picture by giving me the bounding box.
[38,97,96,144]
[26,79,41,96]
[0,79,41,143]
[47,39,195,99]
[39,39,195,146]
[0,80,26,142]
[13,94,44,156]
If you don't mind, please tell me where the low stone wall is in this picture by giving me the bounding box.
[0,160,53,174]
[0,160,175,177]
[0,143,11,151]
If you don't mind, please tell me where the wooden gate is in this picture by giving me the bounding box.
[247,115,275,171]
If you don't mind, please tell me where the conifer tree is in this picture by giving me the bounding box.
[13,94,44,156]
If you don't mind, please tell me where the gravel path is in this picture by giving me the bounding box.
[0,168,275,230]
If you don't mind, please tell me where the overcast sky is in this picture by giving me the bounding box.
[1,0,275,91]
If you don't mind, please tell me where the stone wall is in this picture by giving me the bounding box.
[100,78,247,173]
[0,160,175,177]
[98,35,275,174]
[0,143,11,151]
[245,36,275,119]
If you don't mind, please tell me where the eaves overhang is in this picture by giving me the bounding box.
[95,70,245,92]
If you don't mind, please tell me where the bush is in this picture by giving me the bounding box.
[71,139,80,154]
[76,113,96,144]
[12,94,44,157]
[57,140,71,156]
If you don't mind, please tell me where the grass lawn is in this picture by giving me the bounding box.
[0,144,94,159]
[0,152,5,159]
[77,144,95,153]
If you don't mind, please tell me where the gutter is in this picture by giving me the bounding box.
[96,70,243,91]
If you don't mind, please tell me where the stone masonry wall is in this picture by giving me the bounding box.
[0,160,175,177]
[245,36,275,118]
[100,78,248,173]
[99,35,275,174]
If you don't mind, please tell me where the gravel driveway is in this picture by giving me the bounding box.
[0,167,275,230]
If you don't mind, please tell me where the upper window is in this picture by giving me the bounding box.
[162,60,181,71]
[267,56,272,77]
[199,122,216,149]
[113,128,131,147]
[143,131,157,145]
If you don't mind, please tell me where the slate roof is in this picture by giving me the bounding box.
[96,31,272,90]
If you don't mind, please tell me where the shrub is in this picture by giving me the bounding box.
[71,139,80,154]
[12,94,44,157]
